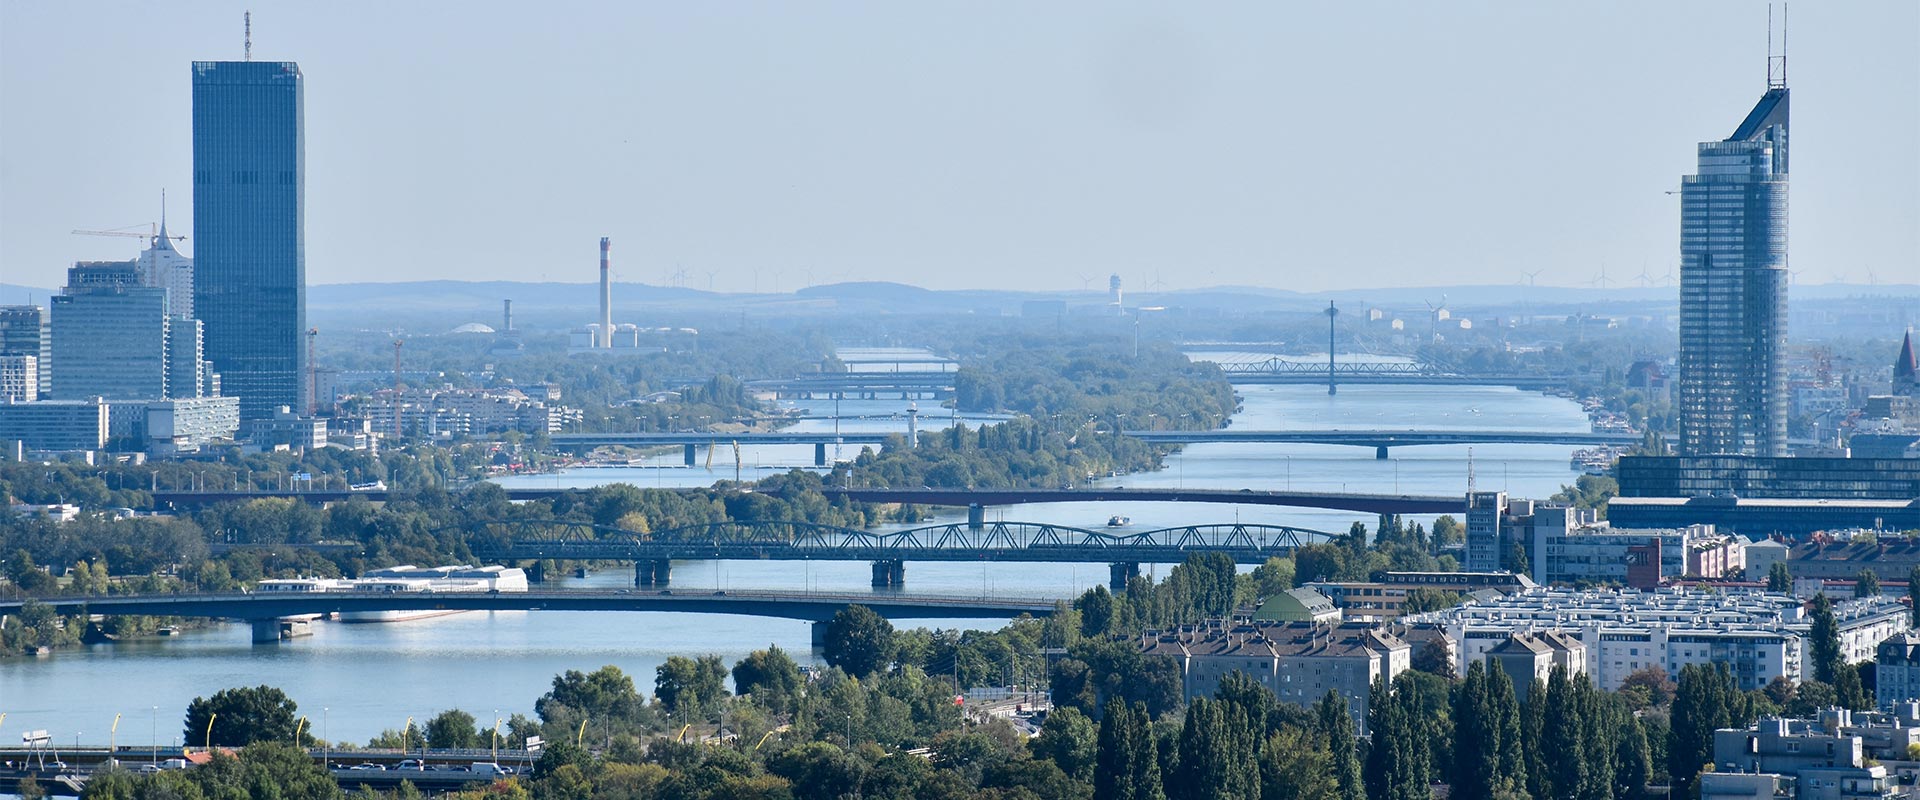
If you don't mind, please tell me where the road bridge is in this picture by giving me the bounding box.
[745,372,955,399]
[1123,429,1637,458]
[819,487,1458,515]
[2,588,1059,646]
[547,430,899,464]
[477,518,1336,591]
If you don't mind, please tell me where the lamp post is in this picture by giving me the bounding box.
[322,708,329,768]
[151,706,158,766]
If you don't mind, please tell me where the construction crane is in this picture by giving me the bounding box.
[72,226,185,244]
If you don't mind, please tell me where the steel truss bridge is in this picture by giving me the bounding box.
[477,518,1332,567]
[477,517,1332,590]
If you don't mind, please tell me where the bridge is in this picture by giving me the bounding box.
[1199,355,1569,390]
[547,430,899,464]
[1123,429,1638,458]
[1,588,1060,646]
[817,487,1457,514]
[744,371,956,399]
[477,518,1336,591]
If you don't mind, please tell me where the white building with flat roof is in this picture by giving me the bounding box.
[1411,586,1908,691]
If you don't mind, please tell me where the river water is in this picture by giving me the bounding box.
[0,379,1588,745]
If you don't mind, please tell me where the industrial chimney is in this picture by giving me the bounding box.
[502,299,514,333]
[598,237,612,348]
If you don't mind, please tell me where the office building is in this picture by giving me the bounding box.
[0,356,36,402]
[244,405,327,450]
[1464,490,1507,572]
[1617,456,1920,501]
[0,398,110,452]
[1306,571,1536,621]
[1677,76,1789,457]
[51,262,171,400]
[1610,497,1920,539]
[192,60,306,419]
[1414,586,1907,692]
[134,224,194,319]
[1139,619,1408,734]
[48,262,214,403]
[144,396,241,454]
[0,305,52,399]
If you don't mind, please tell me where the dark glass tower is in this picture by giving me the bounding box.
[1677,83,1789,457]
[192,60,305,419]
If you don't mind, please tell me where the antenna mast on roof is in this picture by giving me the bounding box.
[1767,4,1788,89]
[244,11,252,62]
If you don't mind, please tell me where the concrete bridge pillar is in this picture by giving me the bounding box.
[967,504,985,531]
[815,443,828,467]
[870,559,905,588]
[811,619,830,648]
[250,618,312,644]
[1375,446,1390,460]
[683,444,698,466]
[1109,562,1139,591]
[636,559,672,587]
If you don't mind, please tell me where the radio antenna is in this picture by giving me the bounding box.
[244,11,252,62]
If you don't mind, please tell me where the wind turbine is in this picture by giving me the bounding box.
[1519,269,1543,287]
[1590,263,1614,289]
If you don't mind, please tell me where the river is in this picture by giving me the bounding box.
[0,379,1589,745]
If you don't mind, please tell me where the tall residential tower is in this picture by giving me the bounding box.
[191,60,305,419]
[1676,70,1790,456]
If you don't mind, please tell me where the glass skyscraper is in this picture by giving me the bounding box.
[192,60,305,419]
[1677,83,1789,457]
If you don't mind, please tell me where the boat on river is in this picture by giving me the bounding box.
[256,565,528,623]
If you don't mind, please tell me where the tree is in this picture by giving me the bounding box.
[1835,662,1870,711]
[1031,706,1099,783]
[768,741,868,800]
[1669,663,1751,795]
[1259,727,1338,800]
[1618,666,1677,708]
[1809,593,1843,684]
[425,709,480,750]
[1411,639,1455,679]
[1313,691,1366,800]
[1538,667,1588,800]
[183,685,306,748]
[1171,698,1259,800]
[1910,566,1920,627]
[1094,700,1164,800]
[1767,561,1792,592]
[537,665,647,726]
[1856,569,1882,599]
[1251,557,1296,600]
[732,646,803,715]
[1076,585,1116,639]
[823,605,897,677]
[655,655,729,719]
[1453,661,1529,800]
[1401,588,1462,616]
[1365,674,1432,800]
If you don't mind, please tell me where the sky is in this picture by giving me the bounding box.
[1,2,1915,294]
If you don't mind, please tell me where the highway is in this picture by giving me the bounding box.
[820,487,1459,515]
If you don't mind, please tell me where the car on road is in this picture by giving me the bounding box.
[349,763,385,771]
[396,759,426,770]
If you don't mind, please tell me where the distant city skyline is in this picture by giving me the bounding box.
[1,2,1915,293]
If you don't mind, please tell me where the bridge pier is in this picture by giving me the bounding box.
[870,559,905,588]
[683,444,698,467]
[815,443,828,467]
[635,559,672,587]
[1109,562,1139,591]
[1378,514,1401,539]
[811,619,830,648]
[250,618,312,644]
[967,504,985,531]
[1375,446,1389,460]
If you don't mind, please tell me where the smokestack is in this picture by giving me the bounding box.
[599,237,612,348]
[502,299,514,333]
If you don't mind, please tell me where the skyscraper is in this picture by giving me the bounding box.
[192,60,305,419]
[51,263,171,400]
[0,306,51,399]
[134,220,194,320]
[1676,76,1789,457]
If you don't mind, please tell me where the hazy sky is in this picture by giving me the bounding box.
[2,2,1915,293]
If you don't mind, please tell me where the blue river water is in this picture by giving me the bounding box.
[0,382,1589,745]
